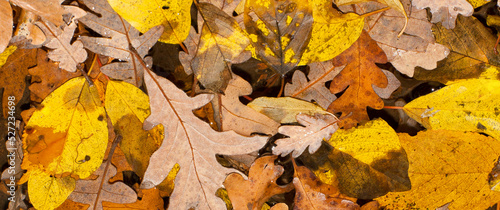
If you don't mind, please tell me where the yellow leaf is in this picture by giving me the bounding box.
[403,79,500,140]
[28,168,76,210]
[377,130,500,209]
[467,0,490,8]
[247,97,331,124]
[22,77,108,178]
[299,118,410,199]
[157,163,180,197]
[0,45,16,67]
[105,80,163,178]
[107,0,192,44]
[299,0,364,65]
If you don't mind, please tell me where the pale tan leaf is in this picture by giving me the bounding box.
[248,97,331,124]
[68,161,137,210]
[0,0,12,53]
[141,71,268,209]
[10,0,64,26]
[373,70,400,99]
[36,6,87,72]
[273,114,339,158]
[220,75,279,136]
[412,0,473,29]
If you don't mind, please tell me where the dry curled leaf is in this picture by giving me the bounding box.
[224,156,294,210]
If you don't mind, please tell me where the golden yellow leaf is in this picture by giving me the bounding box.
[22,77,108,178]
[300,118,410,199]
[107,0,192,44]
[299,0,364,65]
[0,45,16,68]
[467,0,491,8]
[28,168,76,210]
[105,80,163,178]
[157,163,180,197]
[247,97,331,124]
[377,130,500,209]
[403,79,500,140]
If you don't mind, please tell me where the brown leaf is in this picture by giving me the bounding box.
[0,48,36,117]
[79,0,163,87]
[36,6,87,72]
[29,49,81,103]
[10,0,64,26]
[412,0,473,29]
[328,30,388,128]
[244,0,313,76]
[102,188,164,210]
[224,156,294,210]
[292,161,359,210]
[140,70,268,209]
[12,10,46,48]
[55,199,89,210]
[273,114,339,158]
[68,161,137,210]
[0,0,12,53]
[219,75,279,136]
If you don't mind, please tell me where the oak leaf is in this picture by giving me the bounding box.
[412,0,473,29]
[244,0,313,75]
[140,71,268,209]
[36,6,87,72]
[107,0,192,44]
[248,97,331,124]
[273,114,339,158]
[0,0,12,53]
[79,0,163,87]
[101,188,164,209]
[224,156,294,210]
[403,79,500,140]
[328,31,388,128]
[377,130,500,209]
[10,0,64,26]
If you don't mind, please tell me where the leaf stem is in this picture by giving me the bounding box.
[383,105,404,110]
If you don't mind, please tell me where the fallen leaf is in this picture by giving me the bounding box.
[79,0,163,87]
[285,62,343,109]
[29,49,81,103]
[104,80,164,178]
[107,0,191,44]
[0,47,36,117]
[12,9,46,47]
[403,78,500,140]
[273,114,339,158]
[300,118,410,199]
[55,199,89,210]
[412,0,473,29]
[328,31,388,128]
[140,70,268,209]
[0,0,12,53]
[22,76,108,178]
[219,75,280,136]
[68,160,137,210]
[224,156,294,210]
[489,157,500,191]
[28,168,76,210]
[292,160,359,210]
[467,0,491,8]
[248,96,331,124]
[244,0,313,75]
[377,130,500,209]
[36,6,87,72]
[10,0,64,26]
[372,70,401,99]
[414,15,500,83]
[191,2,250,92]
[102,188,164,210]
[299,0,364,65]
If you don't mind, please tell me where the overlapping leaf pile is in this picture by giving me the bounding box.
[1,0,500,209]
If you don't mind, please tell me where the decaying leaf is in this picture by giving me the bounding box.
[10,0,64,26]
[273,114,339,158]
[22,77,108,178]
[107,0,192,44]
[403,79,500,140]
[141,71,268,209]
[285,62,343,109]
[300,118,410,199]
[292,160,359,210]
[36,6,87,72]
[244,0,313,75]
[224,156,294,210]
[219,75,280,136]
[414,15,500,83]
[412,0,473,29]
[377,130,500,209]
[79,0,163,87]
[299,0,364,65]
[248,96,331,124]
[192,2,250,92]
[0,0,12,53]
[328,31,388,128]
[68,161,137,210]
[104,80,164,178]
